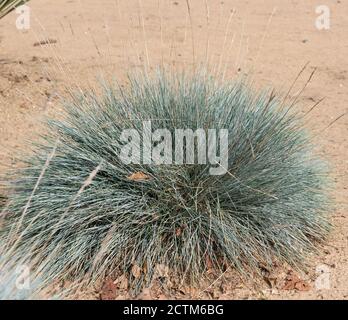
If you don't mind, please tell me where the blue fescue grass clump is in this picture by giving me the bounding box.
[0,71,330,297]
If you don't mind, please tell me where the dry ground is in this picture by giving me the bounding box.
[0,0,347,299]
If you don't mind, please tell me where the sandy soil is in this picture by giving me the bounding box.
[0,0,347,299]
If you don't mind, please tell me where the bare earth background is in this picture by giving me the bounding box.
[0,0,347,299]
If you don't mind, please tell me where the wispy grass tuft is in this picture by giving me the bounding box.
[0,70,331,298]
[0,0,28,19]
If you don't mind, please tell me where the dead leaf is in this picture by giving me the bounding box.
[175,227,182,236]
[143,262,148,275]
[294,280,311,291]
[178,287,187,295]
[282,270,310,291]
[99,278,117,300]
[127,171,150,181]
[131,264,142,278]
